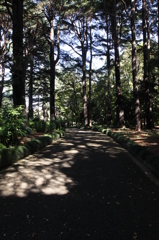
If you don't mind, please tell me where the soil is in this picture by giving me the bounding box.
[112,127,159,157]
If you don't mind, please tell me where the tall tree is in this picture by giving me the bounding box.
[88,24,93,127]
[12,0,25,106]
[41,0,63,121]
[62,2,90,127]
[0,14,7,107]
[111,0,124,127]
[142,0,152,128]
[105,14,112,125]
[131,0,141,131]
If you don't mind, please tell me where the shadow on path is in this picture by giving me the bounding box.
[0,129,159,239]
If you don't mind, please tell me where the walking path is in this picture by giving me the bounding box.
[0,128,159,239]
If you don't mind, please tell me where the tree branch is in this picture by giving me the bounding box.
[5,0,13,22]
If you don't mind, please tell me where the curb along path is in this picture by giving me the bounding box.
[0,128,159,239]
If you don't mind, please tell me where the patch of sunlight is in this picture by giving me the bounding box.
[78,130,90,133]
[78,145,87,149]
[61,161,73,168]
[53,158,61,162]
[86,143,102,147]
[60,142,74,146]
[0,157,76,198]
[63,149,79,154]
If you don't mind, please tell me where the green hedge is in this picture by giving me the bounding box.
[0,130,65,170]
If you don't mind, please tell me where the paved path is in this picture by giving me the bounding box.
[0,129,159,240]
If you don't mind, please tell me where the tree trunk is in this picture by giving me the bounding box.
[142,0,152,129]
[12,0,25,106]
[131,0,141,131]
[158,0,159,75]
[112,0,124,127]
[49,18,60,121]
[50,53,56,121]
[72,82,79,124]
[147,0,154,127]
[106,15,112,125]
[50,19,56,121]
[28,55,33,118]
[0,17,5,108]
[88,26,92,127]
[82,44,88,127]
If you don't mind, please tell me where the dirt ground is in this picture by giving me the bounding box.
[112,127,159,157]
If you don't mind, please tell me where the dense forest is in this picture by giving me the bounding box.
[0,0,159,134]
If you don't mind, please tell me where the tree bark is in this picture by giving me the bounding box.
[0,17,5,108]
[106,15,112,125]
[12,0,25,106]
[50,17,60,121]
[112,0,124,127]
[142,0,152,129]
[28,55,33,118]
[82,43,88,127]
[158,0,159,71]
[131,0,141,131]
[88,26,92,127]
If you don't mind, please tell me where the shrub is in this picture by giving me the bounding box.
[0,143,6,154]
[47,121,56,133]
[46,119,66,133]
[0,105,27,147]
[29,118,47,133]
[34,120,47,133]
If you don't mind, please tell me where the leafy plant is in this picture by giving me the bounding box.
[29,118,47,133]
[0,105,27,147]
[47,121,56,133]
[34,120,47,133]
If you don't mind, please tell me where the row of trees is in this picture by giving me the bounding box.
[0,0,159,130]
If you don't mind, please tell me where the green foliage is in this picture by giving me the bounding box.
[29,118,47,133]
[0,143,6,154]
[0,131,64,170]
[34,119,47,133]
[47,119,66,134]
[0,105,27,147]
[54,119,66,130]
[47,121,56,133]
[28,117,66,134]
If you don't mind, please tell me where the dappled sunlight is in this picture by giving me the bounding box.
[63,149,79,155]
[60,142,74,146]
[0,128,125,198]
[77,144,87,149]
[1,128,159,239]
[0,144,78,197]
[0,162,76,197]
[86,143,103,148]
[0,129,134,198]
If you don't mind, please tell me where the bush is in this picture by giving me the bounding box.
[46,119,66,133]
[0,143,6,154]
[0,105,27,147]
[34,120,47,133]
[48,121,56,133]
[29,118,47,133]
